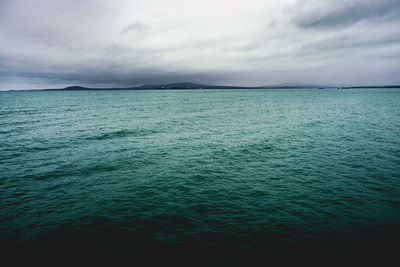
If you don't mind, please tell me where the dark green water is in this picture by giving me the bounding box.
[1,89,400,266]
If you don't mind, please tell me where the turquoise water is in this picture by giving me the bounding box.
[1,89,400,266]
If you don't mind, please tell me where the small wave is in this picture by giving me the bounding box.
[21,144,69,153]
[0,109,39,116]
[86,128,157,141]
[25,146,51,152]
[303,120,325,127]
[24,162,120,181]
[237,139,274,155]
[0,111,14,116]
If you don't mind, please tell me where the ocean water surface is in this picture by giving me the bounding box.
[1,89,400,266]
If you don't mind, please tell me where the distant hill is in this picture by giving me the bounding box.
[63,86,91,90]
[52,83,245,90]
[138,82,245,89]
[139,82,208,89]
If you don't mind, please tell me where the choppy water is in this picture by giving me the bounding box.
[1,89,400,266]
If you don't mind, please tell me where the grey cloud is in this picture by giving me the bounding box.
[0,56,236,88]
[305,33,400,53]
[121,22,150,34]
[291,0,400,29]
[1,0,400,90]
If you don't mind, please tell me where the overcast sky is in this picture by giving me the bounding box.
[1,0,399,89]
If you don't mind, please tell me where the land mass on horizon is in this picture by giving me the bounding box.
[41,82,400,91]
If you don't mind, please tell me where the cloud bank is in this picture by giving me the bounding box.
[0,0,399,89]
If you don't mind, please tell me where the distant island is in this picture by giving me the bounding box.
[42,82,400,91]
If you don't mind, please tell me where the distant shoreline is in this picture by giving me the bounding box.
[41,84,400,91]
[5,84,400,92]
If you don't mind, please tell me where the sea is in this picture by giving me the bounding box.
[1,89,399,266]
